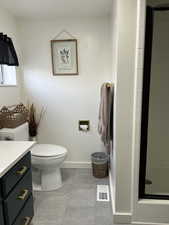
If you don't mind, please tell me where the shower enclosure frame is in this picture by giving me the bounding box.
[139,5,169,200]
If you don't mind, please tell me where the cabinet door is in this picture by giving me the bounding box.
[13,195,34,225]
[4,170,32,225]
[0,201,4,225]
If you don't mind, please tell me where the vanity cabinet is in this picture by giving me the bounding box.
[0,200,4,225]
[1,153,31,197]
[0,152,34,225]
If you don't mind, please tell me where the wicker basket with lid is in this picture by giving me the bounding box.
[0,103,28,129]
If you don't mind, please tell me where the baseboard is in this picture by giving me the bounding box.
[109,171,168,225]
[109,169,132,224]
[62,161,92,168]
[113,212,132,224]
[132,222,169,225]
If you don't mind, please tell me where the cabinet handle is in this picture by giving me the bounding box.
[23,217,31,225]
[18,189,29,200]
[16,166,28,175]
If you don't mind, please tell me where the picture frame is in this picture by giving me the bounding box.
[51,39,78,75]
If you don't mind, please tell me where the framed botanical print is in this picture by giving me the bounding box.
[51,39,78,75]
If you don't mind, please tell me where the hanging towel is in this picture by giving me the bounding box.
[98,83,113,153]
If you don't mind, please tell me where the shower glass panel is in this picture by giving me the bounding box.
[139,0,169,199]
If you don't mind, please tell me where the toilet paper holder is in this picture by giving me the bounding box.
[79,120,90,131]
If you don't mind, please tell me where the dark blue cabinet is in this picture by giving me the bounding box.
[0,200,4,225]
[1,153,31,197]
[13,195,34,225]
[0,152,34,225]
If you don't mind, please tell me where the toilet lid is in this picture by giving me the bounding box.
[31,144,67,157]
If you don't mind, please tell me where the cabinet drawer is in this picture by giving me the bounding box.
[4,170,32,225]
[2,152,31,197]
[13,195,34,225]
[0,200,4,225]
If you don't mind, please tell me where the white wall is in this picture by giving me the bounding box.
[18,16,112,165]
[109,0,118,217]
[110,0,137,223]
[0,7,22,107]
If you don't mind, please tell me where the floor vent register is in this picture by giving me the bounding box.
[97,185,110,202]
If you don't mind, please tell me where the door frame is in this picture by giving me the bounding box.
[139,5,169,200]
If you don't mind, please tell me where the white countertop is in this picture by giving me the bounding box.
[0,141,35,178]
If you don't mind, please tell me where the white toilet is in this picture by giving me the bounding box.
[31,144,67,191]
[0,123,67,191]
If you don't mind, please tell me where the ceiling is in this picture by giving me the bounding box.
[0,0,113,20]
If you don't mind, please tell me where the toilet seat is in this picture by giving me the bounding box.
[31,144,67,158]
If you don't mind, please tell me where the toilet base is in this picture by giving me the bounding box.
[32,167,62,191]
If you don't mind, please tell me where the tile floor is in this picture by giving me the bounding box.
[31,168,113,225]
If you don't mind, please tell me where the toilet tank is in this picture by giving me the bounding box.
[0,123,29,141]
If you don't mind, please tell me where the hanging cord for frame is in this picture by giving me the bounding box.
[53,29,77,40]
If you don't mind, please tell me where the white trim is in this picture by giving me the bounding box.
[109,168,115,213]
[138,199,169,205]
[0,85,18,87]
[62,161,91,168]
[132,222,169,225]
[109,169,132,224]
[113,212,132,224]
